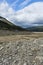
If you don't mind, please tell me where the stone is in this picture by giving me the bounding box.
[0,47,3,51]
[0,38,43,65]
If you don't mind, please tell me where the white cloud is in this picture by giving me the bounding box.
[0,1,15,21]
[11,0,19,7]
[0,1,43,28]
[14,2,43,27]
[18,0,31,9]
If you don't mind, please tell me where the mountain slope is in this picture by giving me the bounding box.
[0,16,26,31]
[26,26,43,32]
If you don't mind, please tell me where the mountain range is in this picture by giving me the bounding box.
[26,26,43,32]
[0,16,43,32]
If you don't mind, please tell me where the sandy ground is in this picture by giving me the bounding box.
[0,32,43,42]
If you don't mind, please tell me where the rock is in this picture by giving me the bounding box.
[23,62,27,65]
[0,38,43,65]
[35,56,43,65]
[0,46,3,51]
[29,53,33,56]
[40,45,43,47]
[9,57,12,60]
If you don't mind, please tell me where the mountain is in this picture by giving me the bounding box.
[1,16,43,32]
[0,16,26,31]
[26,26,43,32]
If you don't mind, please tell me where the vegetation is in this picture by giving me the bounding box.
[26,26,43,32]
[0,16,26,31]
[0,16,43,32]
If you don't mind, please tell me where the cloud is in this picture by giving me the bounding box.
[18,0,31,9]
[0,1,43,28]
[14,2,43,27]
[0,1,15,21]
[11,0,31,10]
[11,0,19,7]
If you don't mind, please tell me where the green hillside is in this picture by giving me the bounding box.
[0,16,25,31]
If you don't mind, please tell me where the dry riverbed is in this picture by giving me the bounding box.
[0,32,43,65]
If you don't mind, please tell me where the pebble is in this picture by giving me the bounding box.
[0,47,3,51]
[9,57,11,60]
[0,38,43,65]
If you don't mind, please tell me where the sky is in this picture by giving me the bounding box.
[0,0,43,28]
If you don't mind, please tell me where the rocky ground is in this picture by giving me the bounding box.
[0,32,43,65]
[0,33,43,65]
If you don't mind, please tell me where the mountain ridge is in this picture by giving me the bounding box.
[0,16,26,31]
[26,26,43,32]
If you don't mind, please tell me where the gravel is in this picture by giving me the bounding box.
[0,38,43,65]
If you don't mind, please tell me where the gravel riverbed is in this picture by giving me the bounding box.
[0,38,43,65]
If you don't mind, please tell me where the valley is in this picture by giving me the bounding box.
[0,16,43,65]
